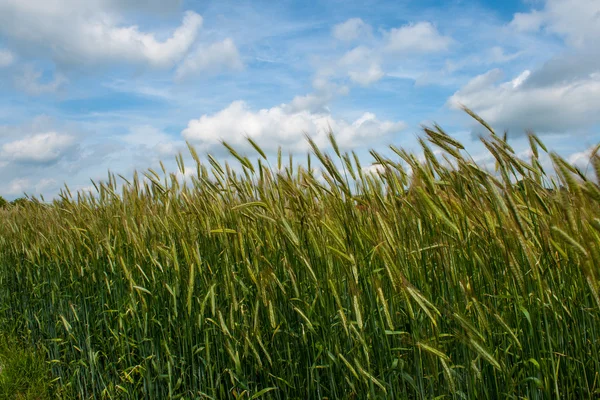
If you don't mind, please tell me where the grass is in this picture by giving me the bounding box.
[0,324,53,399]
[0,110,599,399]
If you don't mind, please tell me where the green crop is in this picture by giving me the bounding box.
[1,111,599,399]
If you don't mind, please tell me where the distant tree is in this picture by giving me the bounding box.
[10,197,30,207]
[0,196,7,208]
[9,197,48,210]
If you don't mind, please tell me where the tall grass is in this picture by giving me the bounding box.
[0,325,54,399]
[1,112,600,399]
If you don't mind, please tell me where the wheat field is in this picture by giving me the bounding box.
[1,112,599,399]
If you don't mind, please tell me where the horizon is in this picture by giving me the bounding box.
[1,0,599,200]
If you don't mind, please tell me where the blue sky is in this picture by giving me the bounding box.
[0,0,599,199]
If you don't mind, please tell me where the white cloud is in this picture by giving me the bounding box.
[524,50,600,89]
[286,93,332,114]
[103,79,174,100]
[76,10,202,67]
[14,65,67,95]
[2,177,59,197]
[385,22,453,54]
[332,18,372,42]
[362,163,386,175]
[509,0,600,48]
[35,178,58,193]
[0,49,14,67]
[175,38,243,80]
[448,68,600,134]
[453,68,503,93]
[120,125,182,156]
[444,46,522,73]
[181,100,406,153]
[349,63,384,86]
[1,132,76,164]
[568,145,599,173]
[103,0,183,13]
[0,1,203,67]
[317,20,453,88]
[285,81,349,114]
[6,178,30,196]
[447,0,600,136]
[175,166,196,184]
[337,46,384,86]
[509,10,544,32]
[510,70,530,88]
[542,0,600,48]
[121,125,172,146]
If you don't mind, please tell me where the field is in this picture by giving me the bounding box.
[1,113,599,399]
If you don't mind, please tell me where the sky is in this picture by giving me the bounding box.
[0,0,599,200]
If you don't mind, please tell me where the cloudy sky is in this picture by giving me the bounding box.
[0,0,598,200]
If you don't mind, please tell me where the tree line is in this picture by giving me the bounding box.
[0,196,32,208]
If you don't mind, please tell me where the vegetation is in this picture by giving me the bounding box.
[0,197,33,209]
[0,325,54,399]
[1,111,599,399]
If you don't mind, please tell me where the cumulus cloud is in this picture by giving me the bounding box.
[6,178,30,196]
[1,0,182,15]
[318,20,454,88]
[362,163,386,176]
[385,22,453,54]
[80,11,203,67]
[0,117,96,200]
[509,10,545,32]
[285,81,349,114]
[175,38,243,80]
[3,177,60,197]
[448,0,600,135]
[523,50,600,89]
[14,65,68,95]
[286,93,332,114]
[332,18,372,42]
[181,100,406,153]
[0,0,203,68]
[1,132,76,164]
[103,0,183,13]
[348,63,384,86]
[539,0,600,48]
[568,145,599,174]
[0,49,14,67]
[338,46,384,86]
[448,68,600,134]
[508,0,600,48]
